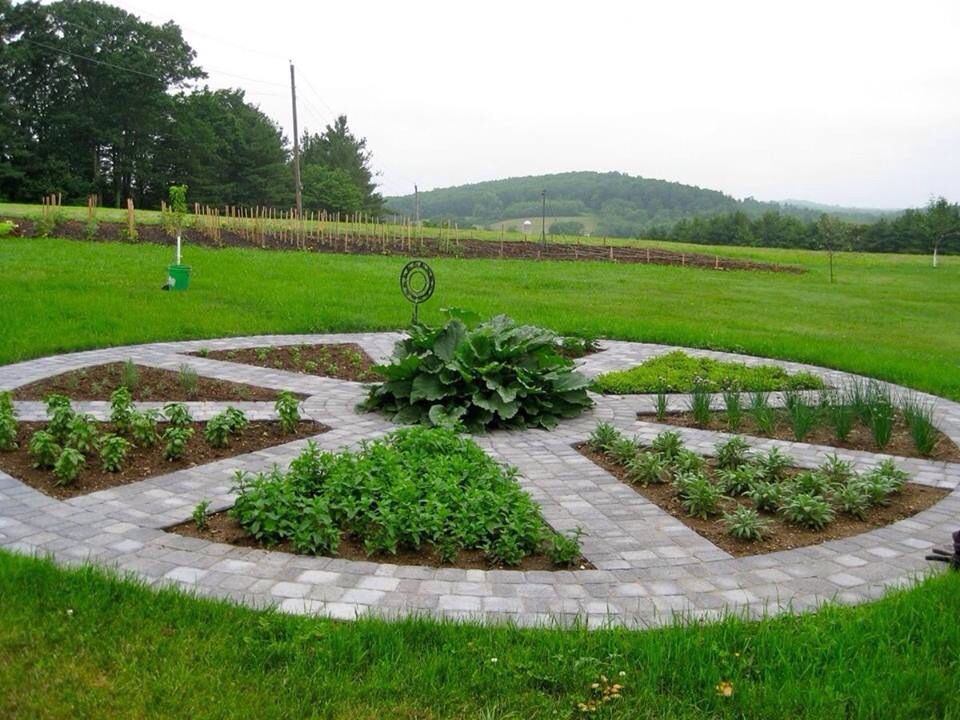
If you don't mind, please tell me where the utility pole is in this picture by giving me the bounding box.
[414,184,420,226]
[289,61,303,217]
[540,189,546,246]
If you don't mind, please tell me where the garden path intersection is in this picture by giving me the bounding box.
[2,334,959,628]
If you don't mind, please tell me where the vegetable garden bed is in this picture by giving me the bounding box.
[12,362,289,402]
[577,424,947,557]
[193,343,381,382]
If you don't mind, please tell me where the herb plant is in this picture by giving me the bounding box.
[715,436,752,470]
[110,387,135,434]
[192,499,211,530]
[163,426,194,460]
[587,423,622,454]
[0,392,18,450]
[275,391,301,434]
[164,403,193,427]
[29,430,61,469]
[688,379,712,427]
[99,434,132,472]
[721,506,768,541]
[781,492,835,530]
[363,310,592,431]
[53,447,85,486]
[130,410,159,447]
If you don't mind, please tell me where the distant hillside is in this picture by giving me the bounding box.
[385,171,900,238]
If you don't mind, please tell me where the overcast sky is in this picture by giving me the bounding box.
[110,0,960,207]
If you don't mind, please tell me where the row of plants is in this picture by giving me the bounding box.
[226,426,583,566]
[650,379,943,456]
[363,310,593,431]
[587,423,911,542]
[195,343,380,382]
[0,389,303,486]
[592,351,824,394]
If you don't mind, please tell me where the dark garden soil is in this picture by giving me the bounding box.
[636,411,960,463]
[6,218,804,273]
[12,362,294,402]
[0,420,328,499]
[577,444,948,557]
[170,510,594,572]
[193,343,382,383]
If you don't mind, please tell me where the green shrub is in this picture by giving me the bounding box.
[164,402,193,427]
[608,436,640,466]
[163,425,194,460]
[678,475,725,519]
[625,451,671,485]
[587,422,622,454]
[902,396,938,456]
[650,430,684,462]
[99,434,132,473]
[230,427,571,566]
[715,436,752,470]
[130,410,159,447]
[781,492,835,530]
[45,394,75,443]
[363,310,592,431]
[788,471,831,498]
[65,414,99,455]
[746,480,783,512]
[688,379,712,427]
[673,448,706,475]
[546,528,583,566]
[29,430,61,469]
[204,414,235,448]
[833,482,871,520]
[722,506,768,541]
[592,351,824,394]
[755,448,794,482]
[716,465,761,496]
[110,387,134,434]
[0,392,17,450]
[53,447,85,486]
[819,453,855,484]
[275,391,301,434]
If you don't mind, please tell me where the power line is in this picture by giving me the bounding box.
[16,36,167,81]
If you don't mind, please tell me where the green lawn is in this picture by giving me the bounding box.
[1,551,958,719]
[1,237,958,399]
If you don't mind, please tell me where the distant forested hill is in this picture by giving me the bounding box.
[385,171,898,237]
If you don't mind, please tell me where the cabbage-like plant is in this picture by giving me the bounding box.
[362,310,592,431]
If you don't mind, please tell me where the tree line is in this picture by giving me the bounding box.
[0,0,383,213]
[647,198,960,258]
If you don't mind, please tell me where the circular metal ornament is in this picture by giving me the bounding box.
[400,261,435,323]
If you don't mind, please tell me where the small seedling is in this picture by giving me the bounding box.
[119,359,139,392]
[177,364,199,399]
[688,378,712,427]
[192,499,211,530]
[722,506,768,541]
[587,422,622,454]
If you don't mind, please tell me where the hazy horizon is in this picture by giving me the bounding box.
[102,0,960,209]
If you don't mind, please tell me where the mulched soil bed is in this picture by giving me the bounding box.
[6,218,803,273]
[578,444,948,557]
[12,362,292,402]
[637,411,960,463]
[194,343,382,383]
[170,510,594,572]
[0,420,328,499]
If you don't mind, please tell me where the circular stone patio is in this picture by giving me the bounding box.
[1,333,958,628]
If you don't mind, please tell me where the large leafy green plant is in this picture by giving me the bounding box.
[363,310,593,431]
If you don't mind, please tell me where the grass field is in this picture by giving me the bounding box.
[1,551,958,719]
[2,231,959,717]
[1,236,957,400]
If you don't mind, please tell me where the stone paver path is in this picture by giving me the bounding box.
[1,333,958,627]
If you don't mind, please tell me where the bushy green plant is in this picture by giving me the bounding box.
[362,310,592,431]
[164,402,193,427]
[99,434,132,473]
[224,407,249,433]
[626,451,671,485]
[192,499,211,530]
[716,465,761,496]
[819,453,855,484]
[746,480,782,512]
[29,430,61,469]
[678,475,725,519]
[110,386,134,434]
[0,392,18,451]
[53,447,85,486]
[688,379,713,427]
[275,391,301,434]
[608,436,640,466]
[715,436,752,470]
[902,396,938,456]
[163,425,194,460]
[592,351,824,394]
[788,471,831,498]
[833,482,871,520]
[781,492,835,530]
[204,414,234,448]
[130,410,159,447]
[755,448,794,482]
[722,388,743,431]
[45,394,75,442]
[546,528,583,566]
[673,448,706,475]
[230,427,571,566]
[587,422,622,454]
[749,390,775,435]
[65,414,99,455]
[721,506,768,541]
[784,389,817,441]
[650,430,684,462]
[860,460,909,504]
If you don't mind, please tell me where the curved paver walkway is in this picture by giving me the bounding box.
[1,333,958,628]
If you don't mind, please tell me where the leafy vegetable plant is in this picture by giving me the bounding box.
[722,506,768,541]
[363,310,592,431]
[163,426,194,460]
[0,392,18,451]
[275,391,301,434]
[53,447,85,486]
[99,434,132,472]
